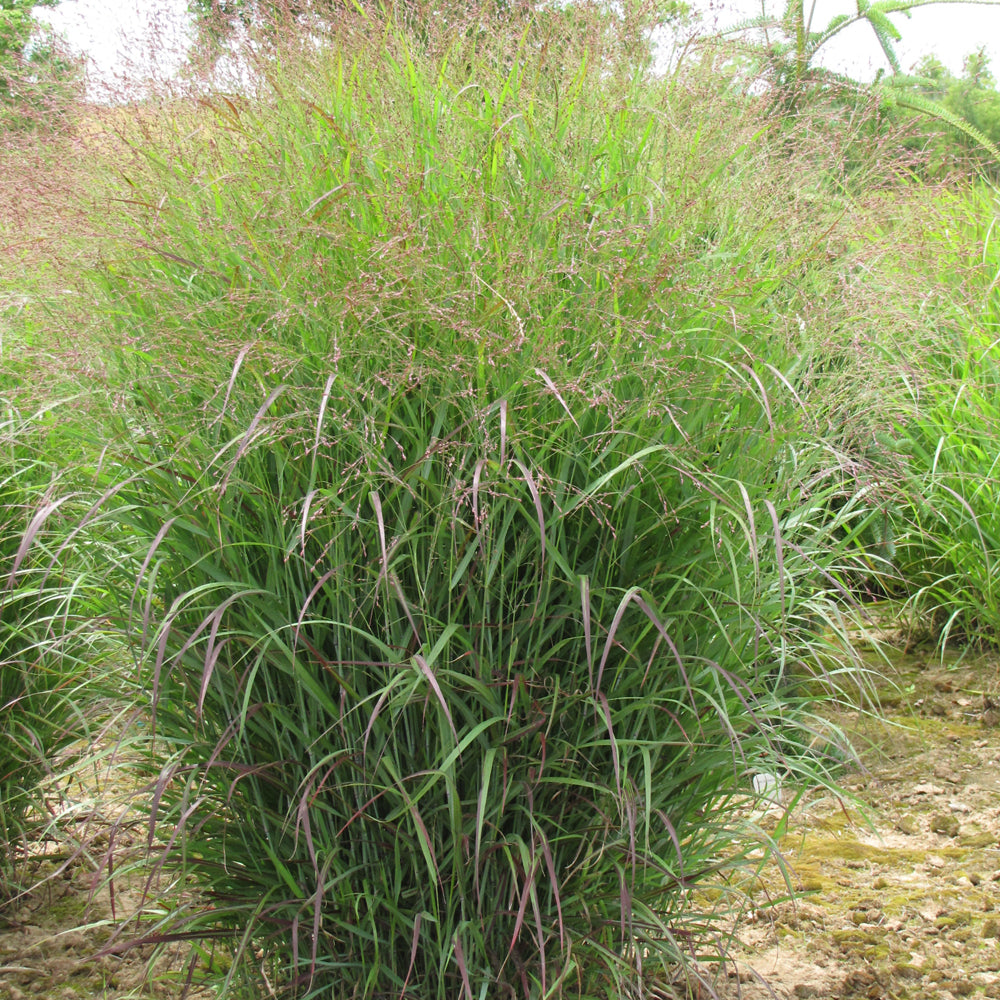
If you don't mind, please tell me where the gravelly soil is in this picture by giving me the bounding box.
[0,768,215,1000]
[0,857,202,1000]
[1,648,998,999]
[720,649,1000,1000]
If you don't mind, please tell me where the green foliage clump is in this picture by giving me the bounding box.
[0,398,91,899]
[10,1,1000,994]
[108,350,875,996]
[874,186,1000,647]
[86,12,886,998]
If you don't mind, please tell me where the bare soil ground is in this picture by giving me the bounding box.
[722,648,1000,1000]
[1,650,998,999]
[0,850,207,1000]
[0,743,216,1000]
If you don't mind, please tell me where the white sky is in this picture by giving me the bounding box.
[33,0,1000,100]
[685,0,1000,79]
[34,0,194,101]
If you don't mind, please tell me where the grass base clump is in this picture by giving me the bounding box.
[97,344,880,998]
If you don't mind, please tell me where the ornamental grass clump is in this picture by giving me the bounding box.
[888,324,1000,647]
[0,398,94,900]
[105,356,875,998]
[857,186,1000,649]
[87,10,885,996]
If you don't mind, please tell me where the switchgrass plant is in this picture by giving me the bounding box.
[102,354,878,999]
[880,186,1000,647]
[821,183,1000,651]
[890,363,1000,648]
[0,396,96,900]
[81,8,901,997]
